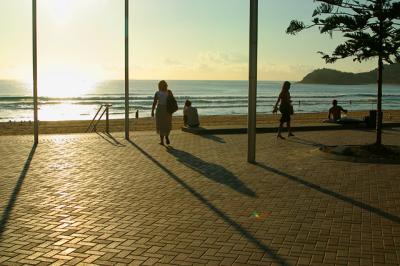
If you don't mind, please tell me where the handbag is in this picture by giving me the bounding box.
[166,90,178,114]
[279,104,294,115]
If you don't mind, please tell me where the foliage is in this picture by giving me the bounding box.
[287,0,400,145]
[286,0,400,64]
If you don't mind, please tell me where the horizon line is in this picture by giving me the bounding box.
[0,78,299,83]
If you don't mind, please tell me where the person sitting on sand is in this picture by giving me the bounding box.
[328,100,348,121]
[183,100,199,127]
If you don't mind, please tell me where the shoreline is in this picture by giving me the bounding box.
[1,110,400,136]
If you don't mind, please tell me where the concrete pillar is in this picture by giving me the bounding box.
[247,0,258,163]
[33,0,38,144]
[124,0,130,140]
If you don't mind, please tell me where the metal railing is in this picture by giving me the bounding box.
[86,104,112,133]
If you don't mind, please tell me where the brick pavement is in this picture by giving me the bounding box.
[0,128,400,265]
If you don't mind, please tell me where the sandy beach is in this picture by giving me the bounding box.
[1,110,400,136]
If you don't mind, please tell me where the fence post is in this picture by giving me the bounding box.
[106,105,109,134]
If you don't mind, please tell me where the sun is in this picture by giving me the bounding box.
[53,0,68,12]
[43,0,73,26]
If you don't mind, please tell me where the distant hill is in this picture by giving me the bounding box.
[299,63,400,85]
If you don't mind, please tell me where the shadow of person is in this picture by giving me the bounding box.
[198,134,226,143]
[184,127,226,143]
[127,140,288,265]
[384,127,400,134]
[166,147,256,197]
[285,136,324,148]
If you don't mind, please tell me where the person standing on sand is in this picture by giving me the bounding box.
[273,81,294,139]
[151,80,172,145]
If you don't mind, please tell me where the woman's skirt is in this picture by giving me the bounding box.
[155,104,172,136]
[280,112,291,123]
[279,104,292,123]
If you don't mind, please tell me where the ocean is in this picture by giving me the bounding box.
[0,79,399,122]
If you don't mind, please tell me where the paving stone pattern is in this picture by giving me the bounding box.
[0,129,400,265]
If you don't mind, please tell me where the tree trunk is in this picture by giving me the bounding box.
[376,0,383,145]
[376,56,383,145]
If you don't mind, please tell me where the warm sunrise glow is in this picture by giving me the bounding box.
[38,72,96,97]
[42,0,80,26]
[49,0,70,23]
[0,0,377,83]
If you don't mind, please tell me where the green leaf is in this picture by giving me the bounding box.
[313,3,334,17]
[286,0,400,65]
[286,20,306,34]
[316,0,343,6]
[312,17,320,24]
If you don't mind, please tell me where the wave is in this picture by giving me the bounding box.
[1,93,399,102]
[0,99,381,111]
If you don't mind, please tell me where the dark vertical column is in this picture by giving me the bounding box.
[376,0,383,145]
[33,0,38,144]
[106,106,110,134]
[124,0,130,140]
[248,0,258,163]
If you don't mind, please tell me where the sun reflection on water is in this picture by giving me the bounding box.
[38,73,96,98]
[39,103,96,121]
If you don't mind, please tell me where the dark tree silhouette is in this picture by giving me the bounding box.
[286,0,400,145]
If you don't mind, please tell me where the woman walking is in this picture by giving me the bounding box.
[151,80,172,145]
[273,81,294,139]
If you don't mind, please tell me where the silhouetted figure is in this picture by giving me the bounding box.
[183,100,199,127]
[328,99,347,121]
[135,110,139,119]
[273,81,294,139]
[151,80,172,145]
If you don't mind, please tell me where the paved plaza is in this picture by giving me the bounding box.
[0,128,400,265]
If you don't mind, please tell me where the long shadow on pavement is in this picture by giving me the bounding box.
[0,144,37,239]
[383,127,400,135]
[256,162,400,224]
[285,137,324,148]
[184,127,226,143]
[127,140,289,266]
[198,134,226,143]
[166,147,256,197]
[386,127,400,132]
[96,132,125,147]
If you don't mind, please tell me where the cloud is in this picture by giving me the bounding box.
[259,63,314,81]
[193,51,247,76]
[128,51,250,80]
[163,58,184,66]
[127,51,318,80]
[196,51,246,66]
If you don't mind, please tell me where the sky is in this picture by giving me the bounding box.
[0,0,378,86]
